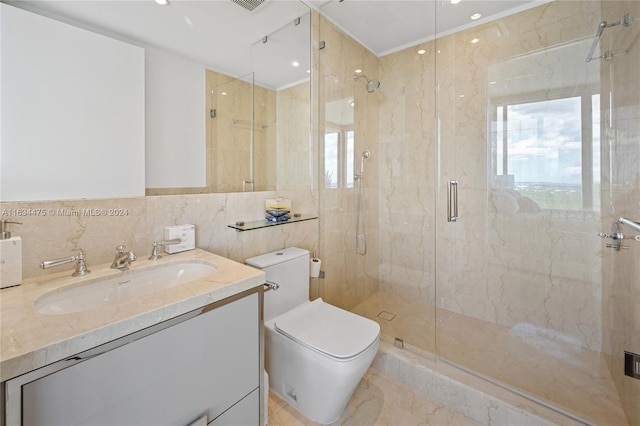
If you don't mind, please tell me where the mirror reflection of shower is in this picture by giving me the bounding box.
[355,150,371,255]
[353,74,381,93]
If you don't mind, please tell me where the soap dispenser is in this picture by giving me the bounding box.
[0,220,23,289]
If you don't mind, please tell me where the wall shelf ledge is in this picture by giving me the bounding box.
[228,214,318,232]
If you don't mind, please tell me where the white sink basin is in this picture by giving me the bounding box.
[34,261,216,315]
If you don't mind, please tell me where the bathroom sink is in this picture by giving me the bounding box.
[34,261,216,315]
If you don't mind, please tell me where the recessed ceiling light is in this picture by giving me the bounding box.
[417,49,426,55]
[292,61,300,67]
[470,13,482,20]
[354,69,362,74]
[221,91,227,96]
[450,0,461,4]
[154,0,169,5]
[470,38,480,44]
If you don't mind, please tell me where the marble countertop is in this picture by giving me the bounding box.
[0,248,265,382]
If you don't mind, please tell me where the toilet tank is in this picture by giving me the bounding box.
[246,247,309,321]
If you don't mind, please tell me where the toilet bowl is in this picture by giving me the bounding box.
[246,248,380,425]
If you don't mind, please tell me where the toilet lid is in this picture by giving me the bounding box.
[274,299,380,359]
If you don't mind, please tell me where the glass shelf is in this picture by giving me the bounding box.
[228,214,318,232]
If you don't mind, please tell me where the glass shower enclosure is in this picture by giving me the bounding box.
[433,0,638,424]
[318,0,638,423]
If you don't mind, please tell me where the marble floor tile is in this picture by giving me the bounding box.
[351,291,628,426]
[267,369,482,426]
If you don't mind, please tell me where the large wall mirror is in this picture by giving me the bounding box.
[1,0,311,201]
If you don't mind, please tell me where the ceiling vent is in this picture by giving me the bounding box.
[231,0,266,12]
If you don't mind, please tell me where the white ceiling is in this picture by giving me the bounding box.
[10,0,547,89]
[311,0,547,56]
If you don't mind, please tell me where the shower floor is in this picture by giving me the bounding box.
[351,291,628,426]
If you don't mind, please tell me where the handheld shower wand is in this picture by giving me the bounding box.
[356,150,371,179]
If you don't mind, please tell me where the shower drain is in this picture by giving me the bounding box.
[377,311,396,321]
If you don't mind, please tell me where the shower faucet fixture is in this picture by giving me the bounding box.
[599,222,627,251]
[353,74,381,93]
[618,217,640,233]
[599,218,640,251]
[355,150,371,180]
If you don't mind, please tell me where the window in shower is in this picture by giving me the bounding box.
[491,92,600,211]
[323,127,354,189]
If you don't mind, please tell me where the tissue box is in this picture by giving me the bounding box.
[164,224,195,254]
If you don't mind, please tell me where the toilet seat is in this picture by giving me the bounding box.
[273,298,380,360]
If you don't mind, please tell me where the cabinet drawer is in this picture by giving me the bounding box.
[210,388,260,425]
[19,292,259,425]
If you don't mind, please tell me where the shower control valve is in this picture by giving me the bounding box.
[598,222,628,251]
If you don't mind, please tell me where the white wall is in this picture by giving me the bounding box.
[145,48,206,189]
[0,3,145,201]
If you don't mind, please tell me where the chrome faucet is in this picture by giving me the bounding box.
[40,251,90,277]
[111,245,137,270]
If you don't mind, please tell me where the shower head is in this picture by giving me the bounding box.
[353,74,381,93]
[359,150,371,175]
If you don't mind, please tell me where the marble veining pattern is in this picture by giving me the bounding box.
[352,291,628,426]
[0,248,264,382]
[267,368,482,426]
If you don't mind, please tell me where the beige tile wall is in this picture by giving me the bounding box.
[276,83,312,191]
[317,14,381,310]
[379,0,606,353]
[1,190,318,281]
[601,0,640,424]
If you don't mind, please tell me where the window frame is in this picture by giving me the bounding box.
[488,84,600,211]
[323,123,355,189]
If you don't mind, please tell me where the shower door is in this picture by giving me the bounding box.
[432,0,636,423]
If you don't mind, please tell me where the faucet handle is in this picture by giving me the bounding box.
[116,244,126,254]
[73,251,91,276]
[40,251,90,277]
[149,241,162,260]
[148,239,182,260]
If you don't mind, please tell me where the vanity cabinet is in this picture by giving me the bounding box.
[4,290,261,425]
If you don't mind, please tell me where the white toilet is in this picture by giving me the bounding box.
[246,247,380,425]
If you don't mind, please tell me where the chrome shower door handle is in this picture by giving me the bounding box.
[447,180,458,222]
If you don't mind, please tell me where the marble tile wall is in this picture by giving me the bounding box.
[317,14,381,310]
[379,0,606,353]
[1,190,318,281]
[377,34,438,309]
[276,83,312,191]
[148,73,308,196]
[601,0,640,424]
[207,70,278,194]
